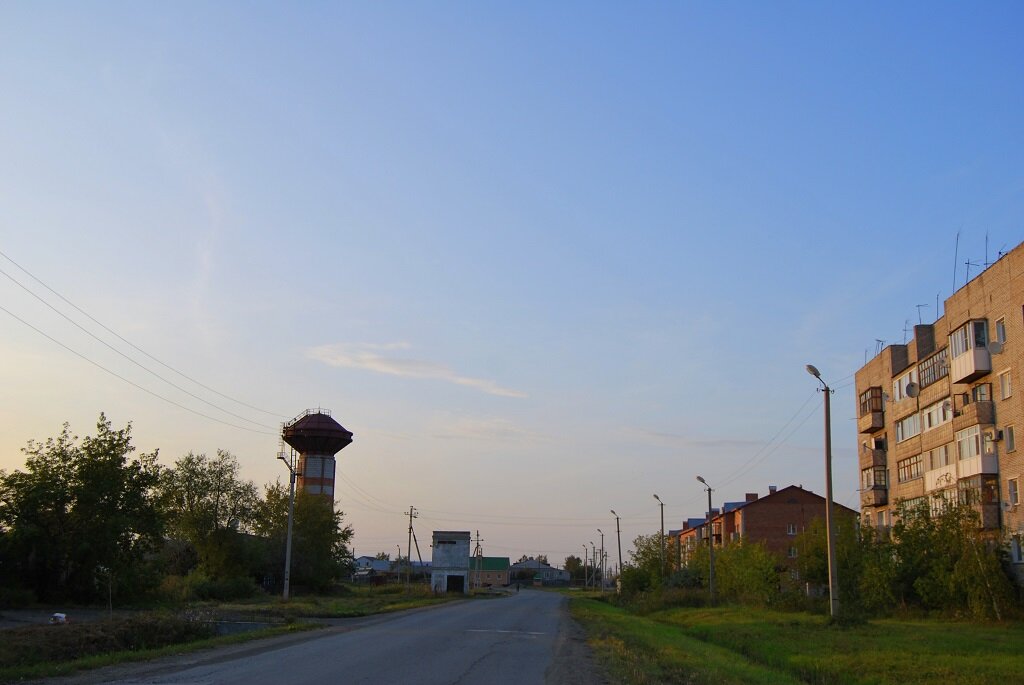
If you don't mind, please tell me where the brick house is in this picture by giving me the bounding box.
[469,557,511,587]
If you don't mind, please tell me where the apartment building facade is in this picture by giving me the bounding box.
[854,241,1024,569]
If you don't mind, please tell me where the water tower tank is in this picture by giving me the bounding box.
[282,410,353,500]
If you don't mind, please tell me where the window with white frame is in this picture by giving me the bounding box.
[786,523,797,536]
[1012,538,1023,564]
[996,317,1006,344]
[927,444,952,470]
[972,383,992,402]
[861,467,887,489]
[930,489,955,516]
[919,348,949,388]
[787,546,798,558]
[922,399,952,431]
[896,413,921,442]
[950,320,988,358]
[1007,426,1016,452]
[1000,370,1012,399]
[1010,478,1020,506]
[893,369,919,401]
[957,426,982,460]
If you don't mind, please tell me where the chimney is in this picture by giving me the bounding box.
[768,485,777,494]
[745,492,759,503]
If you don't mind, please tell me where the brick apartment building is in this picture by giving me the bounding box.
[676,485,857,570]
[854,240,1024,572]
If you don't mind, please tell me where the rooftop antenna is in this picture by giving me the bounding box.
[903,319,912,344]
[952,230,960,292]
[997,243,1008,259]
[965,259,982,285]
[985,232,990,268]
[915,304,929,325]
[936,293,941,321]
[875,339,885,355]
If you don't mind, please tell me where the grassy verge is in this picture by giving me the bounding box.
[570,598,1024,685]
[0,621,315,683]
[212,584,454,620]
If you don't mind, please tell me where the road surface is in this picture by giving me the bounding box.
[44,589,601,685]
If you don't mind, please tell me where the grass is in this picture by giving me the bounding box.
[571,598,1024,684]
[211,584,454,620]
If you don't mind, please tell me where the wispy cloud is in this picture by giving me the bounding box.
[431,415,540,441]
[623,428,765,452]
[306,343,527,399]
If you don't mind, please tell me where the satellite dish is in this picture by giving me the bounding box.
[989,341,1004,355]
[906,382,920,398]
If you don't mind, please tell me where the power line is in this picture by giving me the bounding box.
[0,264,275,429]
[0,247,287,419]
[0,303,275,435]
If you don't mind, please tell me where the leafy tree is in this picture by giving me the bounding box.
[156,450,258,578]
[254,482,354,593]
[0,415,162,602]
[374,552,390,561]
[794,514,863,610]
[628,533,662,587]
[713,539,781,606]
[563,554,584,581]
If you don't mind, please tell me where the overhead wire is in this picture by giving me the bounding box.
[0,247,287,419]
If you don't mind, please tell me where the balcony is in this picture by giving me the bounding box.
[925,463,956,493]
[858,411,885,434]
[950,347,991,384]
[953,400,995,431]
[959,452,999,478]
[861,486,888,507]
[859,448,887,469]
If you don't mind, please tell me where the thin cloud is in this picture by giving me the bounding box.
[307,343,527,399]
[431,415,539,442]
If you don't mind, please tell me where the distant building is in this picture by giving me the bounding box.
[431,531,471,593]
[676,485,858,572]
[469,557,510,587]
[510,558,571,585]
[853,241,1024,579]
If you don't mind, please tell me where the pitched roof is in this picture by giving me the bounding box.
[471,556,510,571]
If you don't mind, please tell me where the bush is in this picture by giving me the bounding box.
[157,573,259,602]
[0,585,36,608]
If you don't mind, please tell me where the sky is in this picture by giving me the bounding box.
[1,3,1022,568]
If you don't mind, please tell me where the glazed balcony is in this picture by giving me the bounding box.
[953,400,995,431]
[950,347,991,384]
[861,486,888,507]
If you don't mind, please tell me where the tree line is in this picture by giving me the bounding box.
[0,415,353,605]
[617,502,1020,620]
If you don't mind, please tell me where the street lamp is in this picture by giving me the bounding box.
[653,494,665,579]
[807,364,840,619]
[610,509,622,581]
[597,529,605,590]
[696,475,715,606]
[582,544,589,588]
[276,450,299,601]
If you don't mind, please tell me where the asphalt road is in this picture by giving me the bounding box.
[92,590,597,685]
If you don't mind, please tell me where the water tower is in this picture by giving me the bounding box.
[281,409,353,501]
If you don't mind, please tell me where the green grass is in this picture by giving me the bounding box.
[0,622,315,684]
[211,584,453,619]
[571,598,1024,685]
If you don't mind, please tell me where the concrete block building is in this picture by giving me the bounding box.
[854,240,1024,574]
[430,531,471,593]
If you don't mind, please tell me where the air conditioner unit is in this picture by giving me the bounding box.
[994,429,1004,441]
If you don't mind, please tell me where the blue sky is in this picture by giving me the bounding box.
[1,3,1021,565]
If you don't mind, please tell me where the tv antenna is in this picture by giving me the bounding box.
[915,304,929,325]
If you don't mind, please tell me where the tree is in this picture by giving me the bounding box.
[156,450,258,578]
[0,415,162,602]
[563,554,584,581]
[253,483,354,593]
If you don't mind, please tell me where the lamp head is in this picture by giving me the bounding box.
[610,509,617,517]
[653,493,661,502]
[696,475,706,485]
[805,364,821,378]
[597,528,603,534]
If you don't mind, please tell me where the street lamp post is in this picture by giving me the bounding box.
[582,544,589,588]
[696,476,715,606]
[610,509,622,582]
[276,449,298,601]
[597,529,605,590]
[653,494,665,579]
[807,364,840,619]
[590,541,596,587]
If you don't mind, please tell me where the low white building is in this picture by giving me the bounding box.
[431,531,471,593]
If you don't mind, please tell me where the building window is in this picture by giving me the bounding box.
[859,387,884,417]
[1012,538,1023,564]
[1000,371,1012,400]
[896,413,921,442]
[958,474,999,505]
[957,426,982,460]
[996,318,1006,344]
[877,511,888,528]
[893,369,919,401]
[918,348,949,388]
[1009,478,1020,506]
[1007,426,1016,452]
[862,466,887,489]
[786,523,797,536]
[901,496,927,515]
[930,489,955,516]
[927,444,952,470]
[950,320,988,358]
[922,399,952,431]
[787,546,798,558]
[897,454,924,483]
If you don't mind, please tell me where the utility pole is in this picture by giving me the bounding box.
[807,364,840,619]
[597,529,605,590]
[406,506,418,588]
[473,530,484,589]
[610,510,622,582]
[654,494,665,579]
[582,544,588,588]
[276,446,299,601]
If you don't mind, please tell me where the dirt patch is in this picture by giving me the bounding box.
[546,598,607,685]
